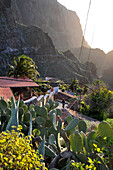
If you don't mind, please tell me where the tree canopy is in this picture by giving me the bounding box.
[84,80,113,120]
[7,55,40,81]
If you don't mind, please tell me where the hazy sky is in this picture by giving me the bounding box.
[58,0,113,53]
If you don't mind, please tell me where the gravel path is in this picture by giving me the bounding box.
[57,101,100,125]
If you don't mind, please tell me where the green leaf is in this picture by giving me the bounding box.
[78,120,87,133]
[66,116,73,124]
[35,116,46,125]
[98,121,113,138]
[39,136,45,157]
[30,108,36,118]
[6,97,20,131]
[87,131,97,147]
[28,114,32,139]
[45,145,56,157]
[52,113,57,131]
[0,99,7,111]
[69,133,82,153]
[57,118,62,133]
[49,134,55,145]
[56,109,62,117]
[65,118,79,132]
[23,112,30,122]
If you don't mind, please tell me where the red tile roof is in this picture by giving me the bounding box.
[0,87,14,101]
[0,77,39,88]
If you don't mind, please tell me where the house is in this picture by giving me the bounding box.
[45,77,60,87]
[0,77,39,101]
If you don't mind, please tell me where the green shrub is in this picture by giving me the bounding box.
[84,81,113,121]
[80,101,90,115]
[0,126,45,169]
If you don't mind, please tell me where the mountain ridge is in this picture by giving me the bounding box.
[1,0,113,88]
[12,0,89,51]
[0,0,97,83]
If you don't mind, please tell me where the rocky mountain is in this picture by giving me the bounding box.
[71,47,106,75]
[100,50,113,89]
[0,0,97,83]
[10,0,113,89]
[104,50,113,70]
[11,0,89,51]
[102,67,113,89]
[11,0,111,74]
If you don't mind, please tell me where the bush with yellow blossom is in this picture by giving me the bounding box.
[0,126,46,169]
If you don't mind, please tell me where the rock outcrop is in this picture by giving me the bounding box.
[12,0,89,51]
[11,0,110,75]
[101,50,113,89]
[102,67,113,89]
[0,0,11,9]
[0,0,97,83]
[104,50,113,70]
[70,47,106,75]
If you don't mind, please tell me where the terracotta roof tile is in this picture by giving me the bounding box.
[0,87,14,101]
[0,77,39,88]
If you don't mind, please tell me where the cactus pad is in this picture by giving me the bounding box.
[65,118,79,132]
[56,109,62,117]
[66,116,73,124]
[49,134,56,144]
[98,121,113,138]
[87,131,97,147]
[35,116,46,125]
[69,133,82,153]
[78,120,87,133]
[76,153,87,163]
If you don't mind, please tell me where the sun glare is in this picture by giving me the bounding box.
[58,0,113,53]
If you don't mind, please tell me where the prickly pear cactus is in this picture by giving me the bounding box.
[89,140,100,150]
[69,133,82,153]
[98,121,113,138]
[65,118,79,132]
[78,120,87,133]
[66,115,73,124]
[76,153,87,163]
[87,131,97,148]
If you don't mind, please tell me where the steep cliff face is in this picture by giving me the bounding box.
[0,0,11,8]
[104,50,113,70]
[101,51,113,89]
[0,0,57,54]
[12,0,89,51]
[0,4,23,51]
[71,47,106,75]
[0,0,97,83]
[11,0,108,75]
[0,1,56,75]
[102,67,113,89]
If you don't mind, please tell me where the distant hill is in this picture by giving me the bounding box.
[101,50,113,89]
[70,47,106,75]
[104,50,113,69]
[102,67,113,89]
